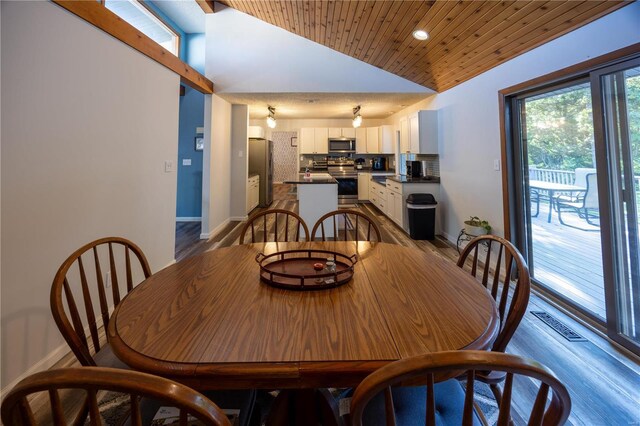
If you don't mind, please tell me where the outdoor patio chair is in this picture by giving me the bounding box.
[555,167,596,206]
[557,173,599,227]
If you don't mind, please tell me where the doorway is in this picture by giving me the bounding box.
[175,85,205,258]
[505,53,640,355]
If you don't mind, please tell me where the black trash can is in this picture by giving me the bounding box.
[406,193,438,240]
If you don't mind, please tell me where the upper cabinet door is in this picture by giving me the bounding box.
[417,110,439,154]
[366,127,379,153]
[379,125,395,154]
[299,128,316,153]
[399,117,410,153]
[355,127,368,154]
[314,128,329,153]
[342,127,356,138]
[409,113,420,153]
[328,128,342,138]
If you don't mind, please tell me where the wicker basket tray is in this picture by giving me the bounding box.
[255,249,357,290]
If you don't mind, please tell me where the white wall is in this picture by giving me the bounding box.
[205,6,431,94]
[201,94,232,239]
[1,1,179,389]
[387,2,640,241]
[230,105,249,219]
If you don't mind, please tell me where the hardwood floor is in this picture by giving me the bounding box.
[173,184,640,426]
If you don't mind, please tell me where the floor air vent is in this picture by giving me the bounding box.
[530,311,588,342]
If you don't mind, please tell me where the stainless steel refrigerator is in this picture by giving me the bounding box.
[248,138,273,207]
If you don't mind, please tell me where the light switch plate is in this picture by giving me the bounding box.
[239,151,244,158]
[182,159,192,166]
[494,159,501,171]
[164,160,176,173]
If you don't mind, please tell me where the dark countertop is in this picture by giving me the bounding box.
[387,175,441,184]
[285,173,337,184]
[357,168,396,173]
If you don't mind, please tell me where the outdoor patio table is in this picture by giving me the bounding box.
[108,241,499,425]
[529,180,586,223]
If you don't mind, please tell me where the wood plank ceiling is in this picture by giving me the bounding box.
[218,0,629,92]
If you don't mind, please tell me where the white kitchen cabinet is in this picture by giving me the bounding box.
[379,125,395,154]
[246,175,260,213]
[356,128,367,154]
[370,181,387,214]
[314,128,329,153]
[342,127,356,138]
[299,128,315,154]
[386,180,404,227]
[366,127,379,153]
[328,128,342,138]
[329,128,356,138]
[409,113,420,153]
[403,110,438,154]
[358,172,370,201]
[399,116,409,153]
[299,128,329,154]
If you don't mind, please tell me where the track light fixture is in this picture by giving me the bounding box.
[352,105,362,128]
[266,106,277,129]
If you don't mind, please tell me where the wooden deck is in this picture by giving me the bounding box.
[530,199,605,319]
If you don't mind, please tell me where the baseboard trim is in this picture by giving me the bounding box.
[200,218,231,240]
[176,217,201,222]
[1,342,71,399]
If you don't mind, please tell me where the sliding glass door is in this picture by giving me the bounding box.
[518,82,606,319]
[508,54,640,355]
[592,59,640,349]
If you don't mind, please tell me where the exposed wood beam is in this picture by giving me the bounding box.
[51,0,213,94]
[196,0,216,14]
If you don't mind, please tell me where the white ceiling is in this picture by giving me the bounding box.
[217,93,432,119]
[148,0,205,33]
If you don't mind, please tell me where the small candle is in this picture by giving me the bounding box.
[313,262,324,271]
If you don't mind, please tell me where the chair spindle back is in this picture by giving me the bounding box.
[50,237,152,366]
[1,367,231,426]
[239,209,310,244]
[457,235,530,353]
[311,210,382,242]
[350,351,571,426]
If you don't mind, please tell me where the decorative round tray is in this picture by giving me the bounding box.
[255,249,357,290]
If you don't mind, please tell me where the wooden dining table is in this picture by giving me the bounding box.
[108,241,499,424]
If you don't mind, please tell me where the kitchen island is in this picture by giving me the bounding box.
[285,173,338,239]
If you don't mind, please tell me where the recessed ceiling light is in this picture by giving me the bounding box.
[413,30,429,41]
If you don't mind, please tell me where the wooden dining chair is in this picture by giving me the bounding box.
[311,210,382,242]
[1,367,232,426]
[349,350,571,426]
[457,235,531,403]
[50,237,152,367]
[239,209,310,244]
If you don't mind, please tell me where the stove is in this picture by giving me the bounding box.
[327,158,357,204]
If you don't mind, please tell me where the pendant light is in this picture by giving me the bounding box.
[352,105,362,128]
[266,106,277,129]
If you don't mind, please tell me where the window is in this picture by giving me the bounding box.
[105,0,179,56]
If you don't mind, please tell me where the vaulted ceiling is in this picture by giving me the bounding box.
[218,0,629,92]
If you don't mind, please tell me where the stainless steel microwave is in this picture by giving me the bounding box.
[329,138,356,153]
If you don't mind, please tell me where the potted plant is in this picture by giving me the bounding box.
[464,216,492,236]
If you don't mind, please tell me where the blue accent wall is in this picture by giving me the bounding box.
[141,1,187,61]
[176,86,204,218]
[185,33,206,75]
